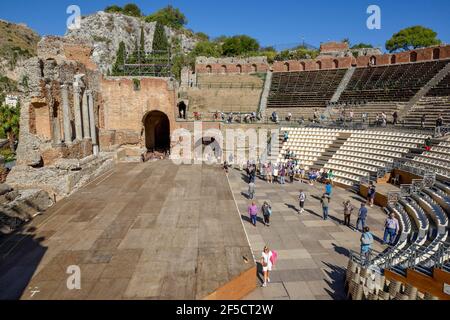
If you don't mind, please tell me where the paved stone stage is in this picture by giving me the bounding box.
[0,161,255,300]
[226,170,388,300]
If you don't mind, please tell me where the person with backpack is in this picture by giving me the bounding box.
[262,202,272,227]
[360,227,374,266]
[261,246,277,288]
[298,190,306,214]
[321,194,330,220]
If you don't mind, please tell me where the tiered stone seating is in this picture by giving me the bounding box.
[339,60,450,103]
[405,141,450,178]
[277,127,343,169]
[427,72,450,97]
[324,131,427,186]
[403,96,450,129]
[267,69,347,109]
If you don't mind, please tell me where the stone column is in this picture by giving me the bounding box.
[87,91,99,155]
[73,82,83,141]
[82,89,91,139]
[61,83,72,143]
[52,114,62,145]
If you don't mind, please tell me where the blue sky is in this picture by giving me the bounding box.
[1,0,449,51]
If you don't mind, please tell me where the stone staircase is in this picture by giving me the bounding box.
[402,96,450,129]
[330,67,356,103]
[258,71,273,116]
[311,132,351,169]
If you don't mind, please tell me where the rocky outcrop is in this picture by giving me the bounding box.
[0,188,53,235]
[65,11,198,74]
[6,152,115,198]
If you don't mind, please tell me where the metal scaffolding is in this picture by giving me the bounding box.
[121,50,172,77]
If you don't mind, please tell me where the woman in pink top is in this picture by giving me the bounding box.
[248,202,258,226]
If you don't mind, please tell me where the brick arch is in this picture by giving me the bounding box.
[390,54,396,64]
[333,59,339,69]
[284,62,290,72]
[206,65,212,73]
[236,64,242,73]
[433,48,440,60]
[221,65,227,74]
[410,51,417,62]
[300,62,306,71]
[316,60,322,70]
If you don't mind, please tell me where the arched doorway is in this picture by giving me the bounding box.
[316,61,322,70]
[410,51,417,62]
[391,55,396,64]
[333,59,339,69]
[433,48,440,60]
[143,111,170,152]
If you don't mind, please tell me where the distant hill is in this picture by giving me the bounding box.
[0,19,40,72]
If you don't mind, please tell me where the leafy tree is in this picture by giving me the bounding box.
[191,41,222,57]
[140,26,145,53]
[0,103,20,147]
[195,32,209,42]
[386,26,441,52]
[145,5,187,30]
[152,22,170,52]
[351,43,374,49]
[122,3,142,17]
[104,5,123,13]
[112,41,126,76]
[222,35,260,57]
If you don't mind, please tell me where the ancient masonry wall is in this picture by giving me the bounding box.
[99,77,177,150]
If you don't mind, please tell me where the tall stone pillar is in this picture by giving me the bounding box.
[61,83,72,143]
[73,82,83,141]
[87,91,99,155]
[52,114,62,145]
[82,89,91,139]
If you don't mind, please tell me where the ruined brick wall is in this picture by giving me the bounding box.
[320,42,349,53]
[100,77,177,149]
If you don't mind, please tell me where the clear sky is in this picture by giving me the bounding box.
[1,0,449,51]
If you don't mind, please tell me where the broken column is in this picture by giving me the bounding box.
[61,83,72,144]
[82,89,91,139]
[73,80,83,141]
[87,91,99,155]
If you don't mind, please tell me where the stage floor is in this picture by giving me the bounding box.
[0,161,254,300]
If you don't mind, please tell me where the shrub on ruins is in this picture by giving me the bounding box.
[351,43,374,49]
[386,26,441,52]
[222,35,260,57]
[0,102,20,150]
[104,3,142,17]
[153,22,170,52]
[145,5,188,30]
[104,5,123,14]
[191,41,222,58]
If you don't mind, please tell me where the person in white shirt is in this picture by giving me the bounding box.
[383,213,399,245]
[261,246,273,287]
[298,190,306,214]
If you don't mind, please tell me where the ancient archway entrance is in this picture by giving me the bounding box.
[143,111,170,152]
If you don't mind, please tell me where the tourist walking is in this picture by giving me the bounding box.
[248,202,258,227]
[421,114,426,129]
[356,203,368,232]
[383,212,399,245]
[299,190,306,214]
[436,114,444,137]
[321,194,330,220]
[392,111,399,125]
[262,201,272,227]
[248,181,256,200]
[261,246,273,287]
[360,227,374,266]
[279,166,286,185]
[266,163,273,183]
[342,200,354,228]
[325,181,333,198]
[367,183,376,207]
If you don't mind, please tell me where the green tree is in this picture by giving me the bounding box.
[140,26,145,53]
[351,43,374,49]
[222,35,260,57]
[0,103,20,147]
[152,22,170,52]
[191,41,222,57]
[145,5,187,30]
[122,3,142,17]
[112,41,126,76]
[195,32,209,42]
[386,26,441,52]
[104,5,123,13]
